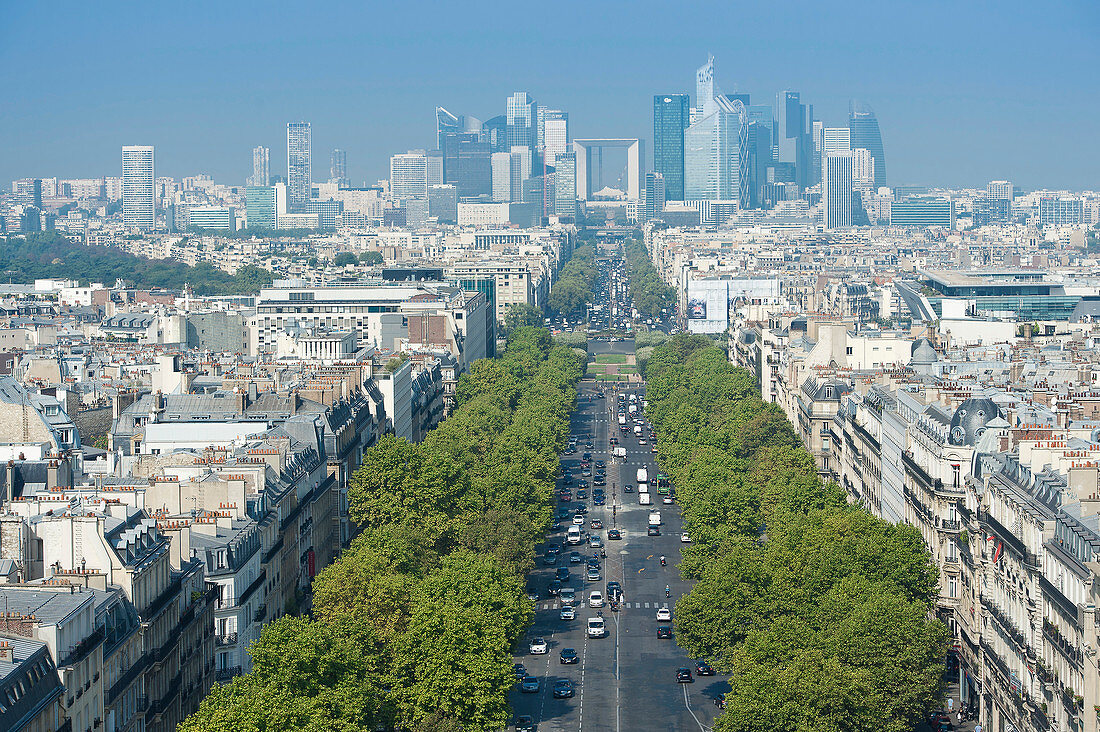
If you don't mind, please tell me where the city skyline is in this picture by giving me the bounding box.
[1,1,1097,190]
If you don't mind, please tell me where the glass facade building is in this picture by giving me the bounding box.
[246,186,277,230]
[553,151,576,218]
[890,199,955,227]
[286,122,312,212]
[653,94,690,201]
[122,145,155,231]
[685,110,741,204]
[848,103,886,187]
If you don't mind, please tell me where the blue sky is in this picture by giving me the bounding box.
[1,0,1097,190]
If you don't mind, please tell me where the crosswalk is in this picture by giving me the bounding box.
[539,601,669,611]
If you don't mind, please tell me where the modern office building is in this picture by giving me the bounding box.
[391,151,441,202]
[987,180,1013,201]
[851,148,876,190]
[330,148,347,185]
[823,152,854,229]
[491,152,512,203]
[573,139,644,201]
[776,91,814,188]
[122,145,155,231]
[685,109,741,203]
[554,150,577,218]
[286,122,312,212]
[848,102,886,187]
[644,172,666,223]
[428,184,458,223]
[12,178,43,208]
[506,92,537,152]
[441,132,491,198]
[653,94,690,201]
[890,199,955,227]
[250,145,270,187]
[188,205,236,231]
[821,127,851,161]
[1039,197,1084,226]
[246,185,278,229]
[540,109,569,166]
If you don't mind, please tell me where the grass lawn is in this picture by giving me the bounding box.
[595,353,628,364]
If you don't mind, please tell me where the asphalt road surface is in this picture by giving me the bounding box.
[510,347,728,731]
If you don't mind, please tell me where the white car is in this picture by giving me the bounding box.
[589,590,605,608]
[560,606,576,621]
[680,533,692,543]
[572,514,585,526]
[656,607,672,621]
[529,637,549,654]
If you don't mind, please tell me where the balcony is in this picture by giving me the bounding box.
[939,518,962,533]
[1043,619,1084,666]
[215,666,242,682]
[215,632,239,647]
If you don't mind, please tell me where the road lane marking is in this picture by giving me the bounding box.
[683,683,712,732]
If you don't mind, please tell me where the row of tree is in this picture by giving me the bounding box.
[180,327,585,732]
[644,335,947,732]
[545,244,597,318]
[1,232,274,295]
[624,239,676,318]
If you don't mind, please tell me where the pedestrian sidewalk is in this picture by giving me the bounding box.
[916,677,980,732]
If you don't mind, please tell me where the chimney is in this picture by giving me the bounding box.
[0,640,12,663]
[47,460,59,490]
[248,381,258,403]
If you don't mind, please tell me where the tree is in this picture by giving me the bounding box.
[333,252,358,267]
[359,251,384,265]
[503,303,544,335]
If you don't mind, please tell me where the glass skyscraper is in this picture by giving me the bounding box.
[506,92,537,152]
[653,94,690,201]
[684,109,740,202]
[122,145,155,232]
[848,102,886,187]
[286,122,312,212]
[250,145,269,187]
[330,148,347,185]
[553,151,576,218]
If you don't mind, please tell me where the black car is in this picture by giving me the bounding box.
[606,581,622,599]
[676,667,694,683]
[557,508,571,520]
[526,584,539,601]
[559,647,579,664]
[543,553,559,566]
[585,441,593,448]
[593,495,605,506]
[657,625,672,639]
[513,662,527,679]
[695,661,716,676]
[548,580,562,596]
[607,529,622,540]
[582,452,592,461]
[576,489,588,500]
[595,460,605,468]
[623,484,634,493]
[555,567,570,581]
[593,478,605,487]
[515,715,537,732]
[553,679,575,698]
[648,526,661,536]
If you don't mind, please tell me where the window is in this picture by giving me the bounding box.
[846,347,853,355]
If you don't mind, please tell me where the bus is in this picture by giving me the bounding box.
[655,474,672,495]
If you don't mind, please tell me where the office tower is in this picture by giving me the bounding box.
[851,148,876,190]
[188,206,236,231]
[286,122,312,212]
[685,109,740,203]
[330,149,347,185]
[506,92,537,152]
[1039,197,1084,226]
[644,172,666,223]
[427,151,444,187]
[554,150,577,218]
[390,151,431,202]
[12,179,43,208]
[250,145,270,187]
[776,91,815,189]
[246,186,278,229]
[821,128,851,182]
[540,110,569,166]
[441,133,491,198]
[695,55,717,118]
[436,106,461,149]
[428,184,459,223]
[812,120,823,185]
[483,115,508,154]
[848,102,886,187]
[987,180,1013,201]
[823,152,854,229]
[491,152,511,202]
[653,94,690,201]
[122,145,155,231]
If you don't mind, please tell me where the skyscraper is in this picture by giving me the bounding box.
[685,108,741,203]
[390,151,431,202]
[824,152,854,229]
[851,148,876,190]
[540,110,569,166]
[250,145,270,187]
[776,91,815,189]
[653,94,690,201]
[848,102,886,187]
[506,92,537,153]
[330,149,347,186]
[491,152,511,202]
[553,151,577,218]
[246,186,278,230]
[122,145,155,231]
[644,172,666,223]
[286,122,312,212]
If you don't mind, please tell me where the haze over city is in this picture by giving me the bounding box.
[2,0,1098,189]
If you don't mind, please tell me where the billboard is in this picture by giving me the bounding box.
[685,280,730,334]
[687,298,707,319]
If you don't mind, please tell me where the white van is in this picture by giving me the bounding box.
[639,493,652,505]
[648,511,662,526]
[566,526,582,545]
[638,482,649,494]
[587,616,607,638]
